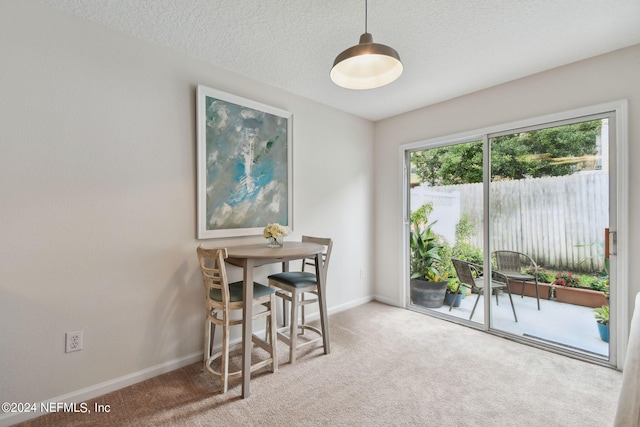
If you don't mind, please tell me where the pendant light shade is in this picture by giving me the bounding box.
[330,1,403,90]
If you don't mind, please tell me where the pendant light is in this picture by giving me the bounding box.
[330,0,403,90]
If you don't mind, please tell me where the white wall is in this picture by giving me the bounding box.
[374,44,640,322]
[0,0,374,416]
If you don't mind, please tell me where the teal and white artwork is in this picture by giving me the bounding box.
[197,85,292,239]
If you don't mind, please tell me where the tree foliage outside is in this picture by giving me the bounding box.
[412,120,602,185]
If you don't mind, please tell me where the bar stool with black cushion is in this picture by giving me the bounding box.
[267,236,333,364]
[196,246,278,394]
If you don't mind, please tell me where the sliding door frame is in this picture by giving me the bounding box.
[400,100,628,368]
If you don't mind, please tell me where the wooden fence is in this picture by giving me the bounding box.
[426,172,609,273]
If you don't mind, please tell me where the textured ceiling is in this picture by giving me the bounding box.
[38,0,640,121]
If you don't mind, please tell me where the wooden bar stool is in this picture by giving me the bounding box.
[267,236,333,363]
[197,246,278,393]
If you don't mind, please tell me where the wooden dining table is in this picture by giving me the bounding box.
[225,241,327,398]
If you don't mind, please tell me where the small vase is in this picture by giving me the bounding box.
[267,236,283,248]
[597,321,609,342]
[444,292,462,307]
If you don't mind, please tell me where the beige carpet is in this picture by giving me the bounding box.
[17,302,622,426]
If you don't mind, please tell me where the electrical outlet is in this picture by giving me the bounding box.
[65,330,83,353]
[360,268,365,279]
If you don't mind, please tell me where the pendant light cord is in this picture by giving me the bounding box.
[364,0,368,33]
[330,0,402,89]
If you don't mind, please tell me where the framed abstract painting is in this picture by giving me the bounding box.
[196,85,293,239]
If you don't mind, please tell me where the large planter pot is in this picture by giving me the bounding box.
[554,286,608,308]
[444,292,462,307]
[597,321,609,342]
[507,280,552,300]
[410,279,447,308]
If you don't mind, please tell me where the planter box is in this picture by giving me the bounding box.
[508,280,552,300]
[554,286,607,308]
[508,279,607,308]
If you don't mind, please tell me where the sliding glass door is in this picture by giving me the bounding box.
[488,115,613,361]
[407,139,485,327]
[405,107,620,367]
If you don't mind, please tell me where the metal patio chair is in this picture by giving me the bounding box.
[493,250,541,310]
[451,258,518,322]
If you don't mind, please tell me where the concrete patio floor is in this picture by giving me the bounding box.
[429,290,609,359]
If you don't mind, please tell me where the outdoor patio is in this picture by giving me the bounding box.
[430,290,609,359]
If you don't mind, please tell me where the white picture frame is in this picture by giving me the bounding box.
[196,85,293,239]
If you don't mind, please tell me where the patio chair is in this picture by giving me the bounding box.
[451,258,518,322]
[493,250,541,310]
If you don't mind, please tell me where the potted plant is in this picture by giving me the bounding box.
[593,305,609,342]
[444,278,463,307]
[409,204,447,308]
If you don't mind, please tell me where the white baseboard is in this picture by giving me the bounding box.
[0,351,202,427]
[328,295,374,315]
[0,296,376,427]
[373,294,401,307]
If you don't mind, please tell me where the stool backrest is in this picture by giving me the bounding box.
[197,246,230,308]
[301,236,333,280]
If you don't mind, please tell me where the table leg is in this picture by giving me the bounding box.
[241,258,255,398]
[281,261,289,327]
[315,254,330,354]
